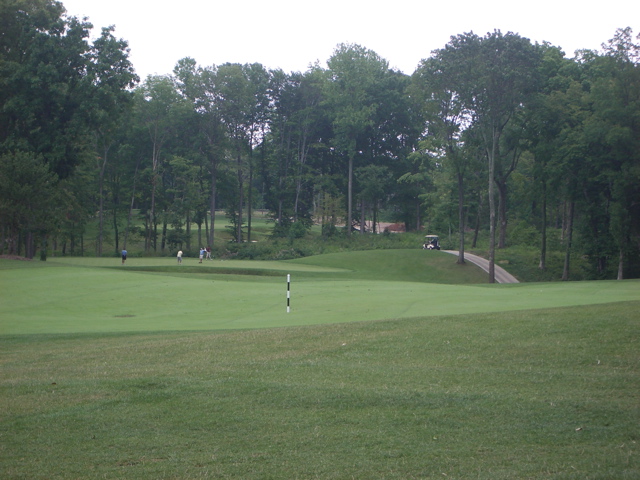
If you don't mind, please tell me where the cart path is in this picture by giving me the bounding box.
[443,250,520,284]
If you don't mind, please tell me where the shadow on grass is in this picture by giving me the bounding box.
[111,266,285,277]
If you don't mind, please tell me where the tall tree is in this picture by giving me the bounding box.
[412,55,473,263]
[215,63,250,242]
[0,0,136,257]
[265,67,329,233]
[325,44,389,235]
[175,60,228,247]
[88,26,138,256]
[215,63,270,243]
[244,63,271,242]
[433,31,542,281]
[0,152,57,256]
[587,28,640,278]
[135,75,187,252]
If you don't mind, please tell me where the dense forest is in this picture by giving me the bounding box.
[1,0,639,281]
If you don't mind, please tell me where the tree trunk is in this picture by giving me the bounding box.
[209,159,217,247]
[123,159,140,250]
[204,209,208,245]
[538,181,547,270]
[561,200,568,242]
[562,200,574,281]
[161,216,167,251]
[237,151,244,243]
[147,174,157,252]
[457,172,465,264]
[617,249,624,280]
[497,179,508,249]
[146,138,161,252]
[472,193,482,249]
[487,130,497,283]
[153,218,158,251]
[97,171,104,256]
[186,209,192,251]
[347,151,354,236]
[113,206,119,254]
[96,148,108,257]
[247,152,253,243]
[373,201,378,234]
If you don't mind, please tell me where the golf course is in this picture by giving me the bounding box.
[1,250,639,479]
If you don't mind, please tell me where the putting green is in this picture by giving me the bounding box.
[1,253,639,335]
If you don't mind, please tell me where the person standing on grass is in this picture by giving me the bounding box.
[206,246,212,260]
[121,249,127,265]
[199,247,205,263]
[177,250,183,264]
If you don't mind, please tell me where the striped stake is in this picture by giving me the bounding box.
[287,274,290,313]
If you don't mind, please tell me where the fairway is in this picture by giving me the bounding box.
[1,251,639,479]
[1,250,639,334]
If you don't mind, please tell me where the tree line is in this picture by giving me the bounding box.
[1,0,639,281]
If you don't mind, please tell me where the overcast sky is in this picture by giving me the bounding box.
[61,0,638,80]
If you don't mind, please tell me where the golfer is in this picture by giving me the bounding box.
[199,247,205,263]
[177,250,183,264]
[121,249,127,264]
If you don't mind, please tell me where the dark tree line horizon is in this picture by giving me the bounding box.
[1,0,639,281]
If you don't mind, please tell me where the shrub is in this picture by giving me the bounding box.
[508,220,540,247]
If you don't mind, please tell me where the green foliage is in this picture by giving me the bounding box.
[2,5,638,281]
[0,151,59,255]
[507,220,541,247]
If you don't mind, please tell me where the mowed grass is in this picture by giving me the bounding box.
[1,250,639,479]
[1,250,639,335]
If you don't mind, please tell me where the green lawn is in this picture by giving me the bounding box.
[1,251,638,478]
[2,250,639,335]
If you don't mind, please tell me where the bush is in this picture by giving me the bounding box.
[508,220,540,247]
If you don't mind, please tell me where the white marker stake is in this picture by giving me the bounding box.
[287,274,291,313]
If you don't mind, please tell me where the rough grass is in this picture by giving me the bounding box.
[1,303,638,479]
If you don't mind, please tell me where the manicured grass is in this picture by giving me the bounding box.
[1,304,638,479]
[2,251,639,335]
[1,251,639,478]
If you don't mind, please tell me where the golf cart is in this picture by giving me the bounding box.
[423,235,441,250]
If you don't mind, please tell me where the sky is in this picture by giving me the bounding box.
[61,0,639,80]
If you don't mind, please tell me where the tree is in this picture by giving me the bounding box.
[433,31,542,281]
[0,1,94,178]
[215,63,251,242]
[325,44,389,235]
[0,0,136,257]
[265,67,330,235]
[0,152,58,257]
[135,75,188,252]
[523,44,571,271]
[174,60,229,248]
[243,63,271,242]
[412,55,474,262]
[356,164,391,232]
[586,28,640,278]
[87,26,138,256]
